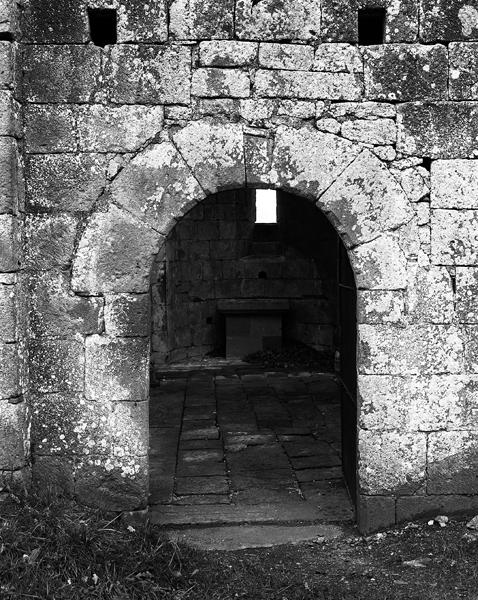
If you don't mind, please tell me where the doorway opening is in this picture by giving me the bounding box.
[149,189,357,528]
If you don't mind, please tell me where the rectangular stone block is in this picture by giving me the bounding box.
[0,137,21,214]
[341,119,396,145]
[457,268,478,322]
[104,293,150,337]
[258,43,314,70]
[431,209,478,265]
[314,43,362,72]
[359,430,427,495]
[463,325,478,373]
[191,68,250,98]
[0,42,16,89]
[0,400,28,469]
[428,431,478,494]
[116,0,168,43]
[25,153,108,212]
[420,0,478,43]
[397,494,478,523]
[431,159,478,209]
[24,214,77,270]
[449,42,478,100]
[357,290,405,324]
[405,264,454,324]
[0,214,21,271]
[77,105,164,152]
[199,41,257,67]
[235,0,321,41]
[170,0,234,39]
[397,102,478,158]
[23,45,101,103]
[255,70,362,100]
[0,281,15,342]
[24,104,77,153]
[358,324,464,375]
[364,44,447,101]
[103,45,191,105]
[29,339,84,394]
[21,0,89,43]
[0,90,20,137]
[85,335,149,402]
[0,343,19,398]
[357,495,396,534]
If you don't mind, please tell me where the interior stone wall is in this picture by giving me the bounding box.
[151,189,338,369]
[9,0,478,532]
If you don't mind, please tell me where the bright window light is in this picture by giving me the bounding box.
[255,189,277,223]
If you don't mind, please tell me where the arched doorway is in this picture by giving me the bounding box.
[148,188,357,527]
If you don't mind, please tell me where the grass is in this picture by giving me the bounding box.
[1,494,478,599]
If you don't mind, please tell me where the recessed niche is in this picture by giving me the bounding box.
[358,7,386,45]
[88,8,117,47]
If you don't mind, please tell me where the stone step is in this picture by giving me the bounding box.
[166,523,346,551]
[151,501,352,527]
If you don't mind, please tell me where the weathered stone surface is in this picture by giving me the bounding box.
[357,495,396,534]
[359,431,427,495]
[191,68,250,98]
[319,150,412,246]
[77,105,163,153]
[170,0,234,39]
[0,91,20,137]
[194,98,241,119]
[350,234,407,289]
[31,394,148,457]
[428,431,478,494]
[0,281,15,342]
[24,214,78,270]
[103,45,191,105]
[0,214,21,272]
[405,265,454,323]
[397,494,478,523]
[457,267,478,322]
[341,118,396,145]
[0,400,29,469]
[449,42,478,99]
[0,137,22,213]
[24,105,76,153]
[75,454,148,511]
[450,375,478,429]
[357,290,405,324]
[23,45,101,103]
[29,339,84,394]
[0,343,19,398]
[173,121,245,194]
[29,271,102,339]
[431,209,478,265]
[255,70,363,100]
[21,0,89,43]
[0,42,17,90]
[72,204,162,294]
[31,456,75,497]
[110,141,205,233]
[463,325,478,372]
[364,45,448,101]
[235,0,321,41]
[420,0,478,42]
[397,102,478,158]
[326,101,396,120]
[393,165,430,203]
[358,324,464,375]
[104,294,150,337]
[25,153,108,212]
[85,336,149,402]
[259,43,314,71]
[199,41,257,67]
[116,0,168,43]
[314,43,362,72]
[359,374,464,431]
[267,126,360,199]
[431,160,478,209]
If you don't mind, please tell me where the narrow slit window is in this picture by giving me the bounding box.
[88,8,117,47]
[255,189,277,223]
[358,7,386,45]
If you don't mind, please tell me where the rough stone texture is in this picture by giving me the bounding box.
[397,102,478,158]
[431,160,478,208]
[0,400,29,469]
[456,267,478,322]
[405,265,454,323]
[314,44,363,72]
[259,43,314,71]
[105,294,150,338]
[170,0,234,39]
[0,137,21,214]
[449,43,478,100]
[350,234,407,290]
[364,45,448,101]
[29,339,84,394]
[199,41,257,67]
[24,105,76,153]
[340,119,396,145]
[357,496,396,534]
[428,431,478,494]
[0,214,21,272]
[0,343,20,398]
[24,214,78,270]
[431,209,478,265]
[420,0,478,42]
[191,68,250,98]
[255,70,363,100]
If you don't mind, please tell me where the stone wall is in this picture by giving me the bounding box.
[12,0,478,531]
[0,0,28,495]
[151,189,338,369]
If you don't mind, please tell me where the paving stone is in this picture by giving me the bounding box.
[175,476,229,495]
[296,467,343,483]
[180,426,220,441]
[176,461,226,477]
[291,453,341,469]
[179,438,224,451]
[173,494,231,505]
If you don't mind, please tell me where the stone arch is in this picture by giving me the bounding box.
[70,120,415,523]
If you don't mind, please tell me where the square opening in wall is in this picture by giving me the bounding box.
[255,189,277,224]
[358,7,386,45]
[88,8,117,47]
